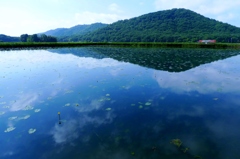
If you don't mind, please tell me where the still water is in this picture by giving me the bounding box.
[0,47,240,159]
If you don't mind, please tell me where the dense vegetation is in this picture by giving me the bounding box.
[0,34,20,42]
[20,34,57,42]
[42,23,107,42]
[69,8,240,43]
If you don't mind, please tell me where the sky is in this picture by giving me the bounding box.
[1,0,240,37]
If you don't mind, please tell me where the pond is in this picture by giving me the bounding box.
[0,47,240,159]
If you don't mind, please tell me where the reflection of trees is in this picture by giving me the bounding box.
[90,47,240,72]
[49,47,240,72]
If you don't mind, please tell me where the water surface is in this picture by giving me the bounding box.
[0,47,240,159]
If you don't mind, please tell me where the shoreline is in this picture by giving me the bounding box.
[0,42,240,49]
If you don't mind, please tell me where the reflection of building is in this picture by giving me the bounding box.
[198,40,216,44]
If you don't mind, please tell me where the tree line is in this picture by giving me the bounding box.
[20,34,57,42]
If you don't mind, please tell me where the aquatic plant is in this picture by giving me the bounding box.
[4,127,15,132]
[170,139,182,147]
[34,109,41,112]
[28,128,36,134]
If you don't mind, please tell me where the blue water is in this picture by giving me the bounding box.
[0,47,240,159]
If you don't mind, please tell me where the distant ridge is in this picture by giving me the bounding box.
[42,23,108,42]
[0,34,20,42]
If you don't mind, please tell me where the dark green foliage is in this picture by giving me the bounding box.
[0,42,240,50]
[42,23,108,42]
[0,34,20,42]
[27,34,40,42]
[20,34,57,42]
[72,8,240,43]
[20,34,28,42]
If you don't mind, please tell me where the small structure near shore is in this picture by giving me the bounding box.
[198,40,216,44]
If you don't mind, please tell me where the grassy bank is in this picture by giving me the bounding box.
[0,42,240,49]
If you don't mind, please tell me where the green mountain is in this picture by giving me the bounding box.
[0,34,20,42]
[42,23,107,42]
[72,8,240,43]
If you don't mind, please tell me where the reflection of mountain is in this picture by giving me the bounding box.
[48,47,240,72]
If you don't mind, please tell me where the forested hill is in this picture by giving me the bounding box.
[0,34,20,42]
[42,23,107,42]
[74,8,240,43]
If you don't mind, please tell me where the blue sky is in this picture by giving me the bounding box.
[1,0,240,36]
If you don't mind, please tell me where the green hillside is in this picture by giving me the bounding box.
[74,8,240,43]
[42,23,107,42]
[0,34,20,42]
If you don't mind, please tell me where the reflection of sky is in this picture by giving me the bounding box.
[154,55,240,94]
[0,50,127,112]
[1,49,240,159]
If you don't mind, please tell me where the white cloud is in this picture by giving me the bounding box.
[75,11,124,24]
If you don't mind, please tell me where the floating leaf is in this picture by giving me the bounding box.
[106,108,111,111]
[65,103,70,107]
[65,90,73,94]
[170,139,182,147]
[145,102,151,106]
[23,105,34,110]
[28,128,36,134]
[4,127,15,132]
[19,115,30,120]
[34,109,41,112]
[8,116,18,120]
